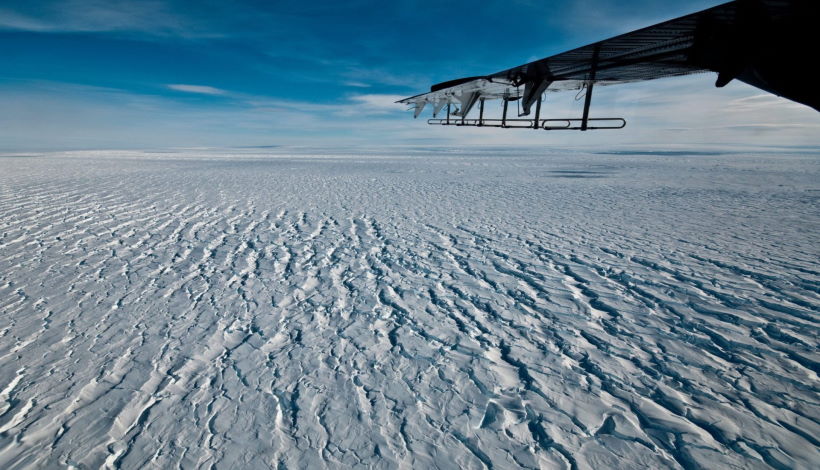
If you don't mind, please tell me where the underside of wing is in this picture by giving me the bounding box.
[398,0,818,127]
[397,2,733,117]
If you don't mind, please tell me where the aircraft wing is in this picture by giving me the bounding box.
[398,0,817,128]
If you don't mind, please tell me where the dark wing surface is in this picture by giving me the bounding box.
[399,0,818,127]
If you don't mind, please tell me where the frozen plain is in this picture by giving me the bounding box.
[0,147,818,470]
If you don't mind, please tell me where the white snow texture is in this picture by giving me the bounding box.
[0,148,818,469]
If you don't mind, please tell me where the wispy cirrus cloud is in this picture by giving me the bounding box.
[726,93,809,112]
[167,84,228,95]
[0,0,193,36]
[2,77,819,151]
[244,93,407,117]
[348,94,406,112]
[343,81,371,88]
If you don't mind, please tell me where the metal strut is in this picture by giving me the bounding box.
[581,45,600,131]
[425,57,627,132]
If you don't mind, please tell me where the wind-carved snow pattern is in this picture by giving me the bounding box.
[0,148,817,469]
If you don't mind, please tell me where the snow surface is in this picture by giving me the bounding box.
[0,148,818,469]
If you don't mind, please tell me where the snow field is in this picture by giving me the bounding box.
[0,148,817,469]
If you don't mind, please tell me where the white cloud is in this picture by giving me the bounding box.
[0,83,420,150]
[342,66,429,89]
[349,94,406,111]
[0,1,192,36]
[167,84,227,95]
[244,94,407,117]
[3,76,818,151]
[726,93,808,112]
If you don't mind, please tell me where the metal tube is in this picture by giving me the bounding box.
[502,100,508,127]
[533,96,542,129]
[581,45,600,131]
[581,83,594,131]
[478,98,484,126]
[446,104,450,125]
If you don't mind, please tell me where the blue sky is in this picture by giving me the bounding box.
[1,0,818,151]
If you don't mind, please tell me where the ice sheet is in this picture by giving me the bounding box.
[0,148,817,469]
